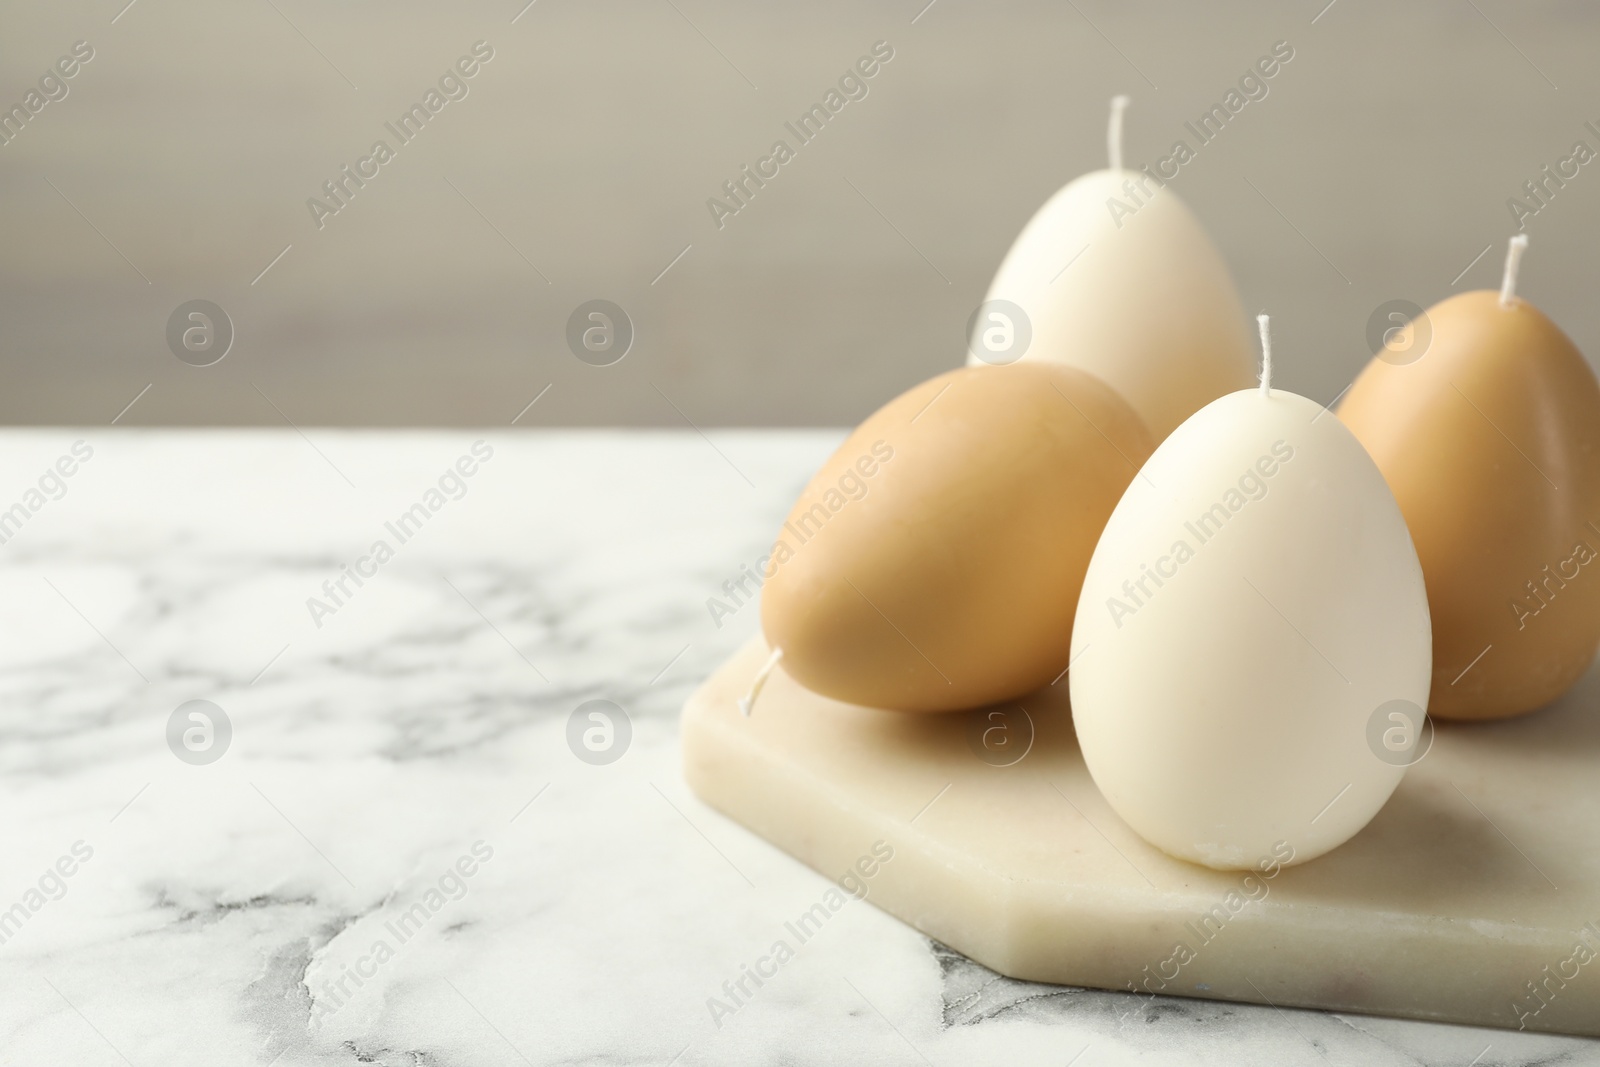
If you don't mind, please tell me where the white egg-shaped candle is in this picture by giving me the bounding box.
[971,97,1255,441]
[1069,317,1432,870]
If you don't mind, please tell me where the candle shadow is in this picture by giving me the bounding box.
[1270,658,1600,911]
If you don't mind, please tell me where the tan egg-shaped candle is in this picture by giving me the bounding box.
[1071,317,1432,870]
[1337,237,1600,720]
[969,97,1255,440]
[755,362,1153,714]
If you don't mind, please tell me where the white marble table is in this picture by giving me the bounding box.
[1,429,1594,1067]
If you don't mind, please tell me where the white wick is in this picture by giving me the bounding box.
[1108,95,1130,172]
[739,646,784,717]
[1257,313,1273,396]
[1500,233,1530,308]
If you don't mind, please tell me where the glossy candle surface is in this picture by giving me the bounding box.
[761,362,1152,713]
[1071,388,1432,869]
[1338,290,1600,719]
[972,169,1255,440]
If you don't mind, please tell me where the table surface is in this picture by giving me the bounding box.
[1,428,1595,1067]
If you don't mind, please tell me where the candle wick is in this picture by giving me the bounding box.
[1500,233,1530,308]
[1108,94,1130,172]
[1257,313,1273,397]
[739,646,784,717]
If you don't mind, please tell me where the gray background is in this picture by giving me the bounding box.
[3,0,1597,427]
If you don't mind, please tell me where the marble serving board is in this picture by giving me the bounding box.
[683,636,1600,1037]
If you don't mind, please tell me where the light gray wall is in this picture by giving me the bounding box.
[3,0,1598,427]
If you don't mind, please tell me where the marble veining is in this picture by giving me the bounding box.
[0,429,1594,1066]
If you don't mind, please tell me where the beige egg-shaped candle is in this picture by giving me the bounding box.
[1338,236,1600,720]
[750,362,1153,714]
[970,97,1255,440]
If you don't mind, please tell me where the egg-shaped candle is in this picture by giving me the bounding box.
[1338,237,1600,720]
[971,96,1255,441]
[749,362,1153,715]
[1070,316,1432,869]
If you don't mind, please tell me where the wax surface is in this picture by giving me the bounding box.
[1338,290,1600,720]
[761,362,1152,713]
[973,170,1255,440]
[1070,389,1431,869]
